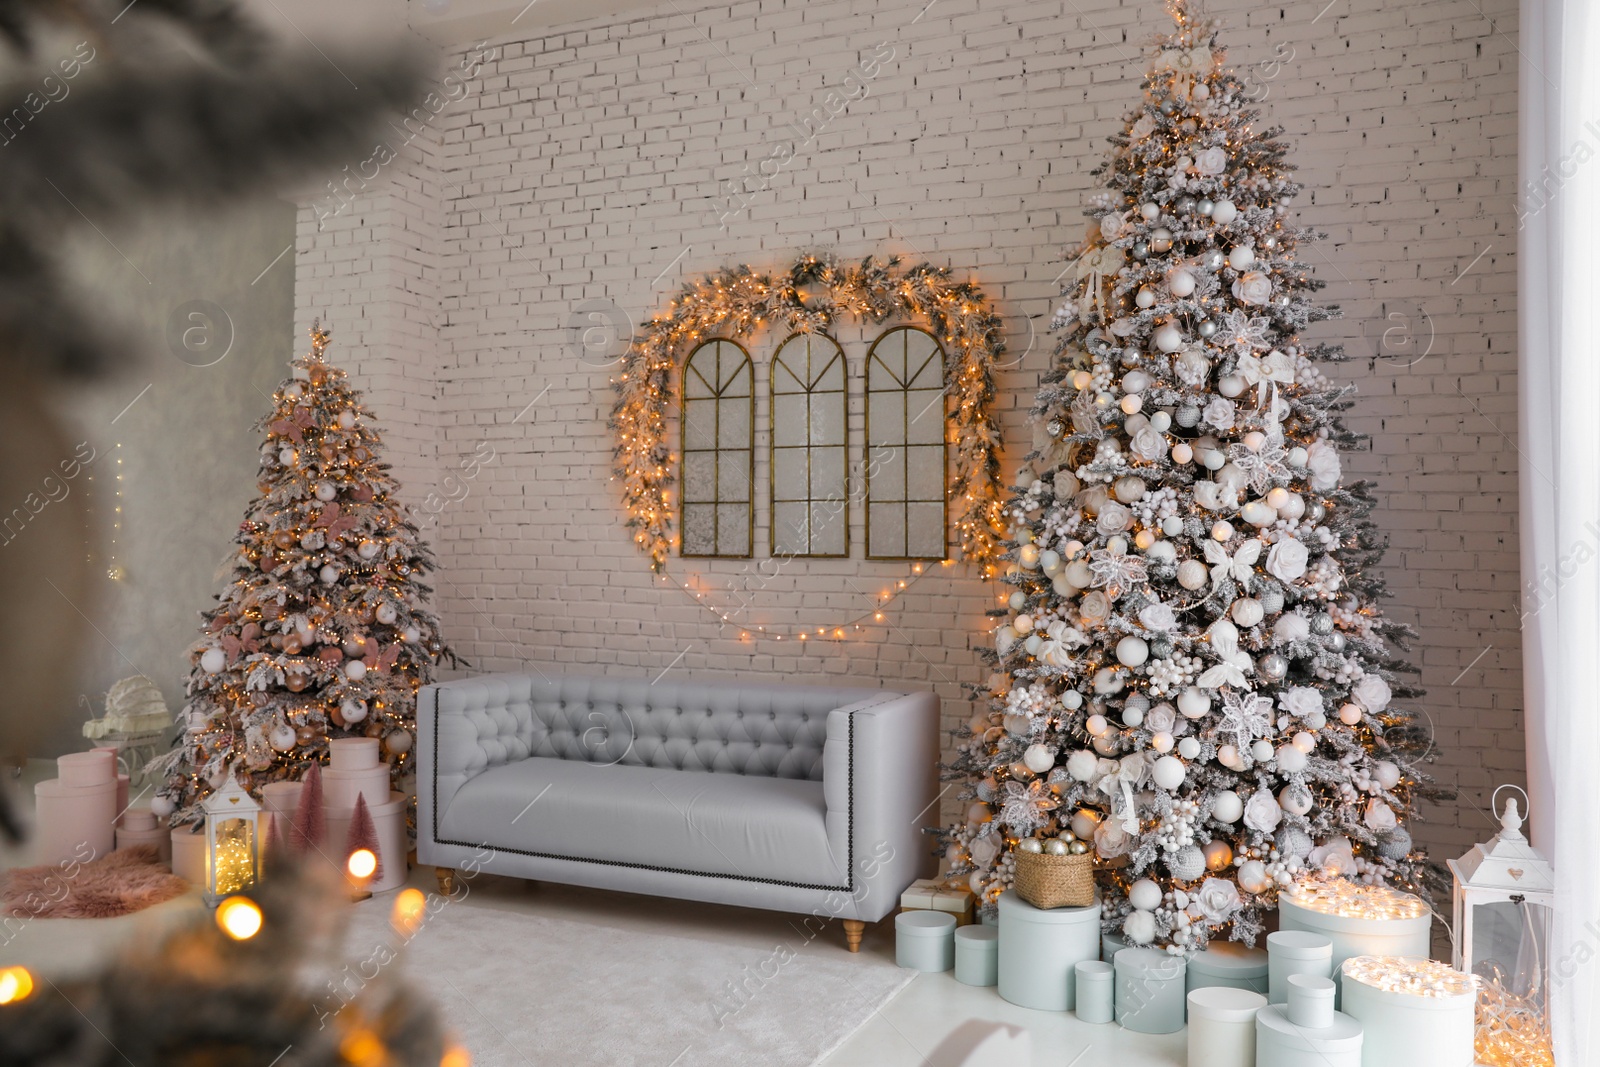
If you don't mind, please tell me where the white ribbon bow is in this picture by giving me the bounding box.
[1198,619,1256,689]
[1074,244,1126,321]
[1204,538,1262,592]
[1154,45,1214,97]
[1236,350,1295,410]
[1095,753,1149,833]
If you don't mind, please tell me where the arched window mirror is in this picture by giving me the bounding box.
[679,338,754,557]
[865,326,947,559]
[770,332,847,557]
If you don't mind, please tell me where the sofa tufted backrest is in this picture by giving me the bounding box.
[430,674,884,783]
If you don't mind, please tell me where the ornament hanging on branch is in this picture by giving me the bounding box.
[941,0,1447,954]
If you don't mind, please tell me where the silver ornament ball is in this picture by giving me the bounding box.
[1310,613,1334,635]
[1132,242,1150,260]
[1259,653,1289,681]
[1277,827,1314,859]
[1376,827,1414,860]
[1167,845,1207,881]
[1328,632,1347,652]
[1197,198,1215,216]
[1177,196,1197,214]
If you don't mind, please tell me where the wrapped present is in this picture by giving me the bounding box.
[900,878,975,925]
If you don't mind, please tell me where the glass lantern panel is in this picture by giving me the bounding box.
[211,816,256,895]
[1469,898,1552,1014]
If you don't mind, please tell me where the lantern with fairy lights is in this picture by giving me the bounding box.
[1447,785,1554,1066]
[201,773,261,905]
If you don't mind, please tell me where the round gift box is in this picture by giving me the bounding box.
[1074,961,1114,1024]
[1286,973,1337,1029]
[1278,889,1430,996]
[1187,940,1268,996]
[1186,986,1265,1067]
[896,911,956,972]
[1339,956,1476,1067]
[116,820,173,865]
[33,777,116,865]
[954,925,998,986]
[997,890,1101,1011]
[328,737,381,770]
[1254,1002,1363,1067]
[58,750,115,787]
[170,826,208,886]
[1113,947,1187,1034]
[1267,930,1334,1004]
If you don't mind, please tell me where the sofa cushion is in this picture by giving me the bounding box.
[434,675,880,782]
[435,755,846,888]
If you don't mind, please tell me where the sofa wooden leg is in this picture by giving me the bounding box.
[843,919,865,953]
[435,866,456,895]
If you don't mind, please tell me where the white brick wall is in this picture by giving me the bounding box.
[296,0,1522,861]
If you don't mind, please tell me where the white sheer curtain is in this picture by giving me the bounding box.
[1519,0,1600,1060]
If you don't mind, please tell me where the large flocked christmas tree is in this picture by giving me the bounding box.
[943,2,1440,953]
[154,325,453,826]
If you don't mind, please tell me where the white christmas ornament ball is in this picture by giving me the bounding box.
[1150,411,1172,432]
[1373,760,1402,789]
[375,603,398,625]
[279,447,297,466]
[1211,520,1235,541]
[341,699,369,724]
[1177,559,1209,590]
[1242,431,1267,452]
[1178,737,1202,759]
[150,795,176,818]
[1023,744,1056,774]
[1145,540,1176,564]
[1121,703,1145,728]
[1013,613,1034,633]
[1019,544,1041,569]
[1117,636,1150,667]
[358,540,381,560]
[1211,790,1244,823]
[1238,859,1272,894]
[1227,245,1255,270]
[1018,838,1043,854]
[320,565,341,584]
[1339,703,1364,726]
[1167,268,1197,298]
[1152,755,1187,790]
[344,658,368,680]
[1217,374,1247,398]
[1039,549,1062,573]
[1085,714,1109,736]
[1203,839,1234,870]
[1023,635,1043,656]
[1135,286,1156,309]
[1153,323,1185,353]
[1162,515,1185,536]
[1129,879,1164,912]
[1266,487,1292,510]
[1067,750,1101,781]
[1066,561,1093,587]
[1217,744,1242,769]
[1276,745,1309,774]
[338,409,356,429]
[1070,810,1101,839]
[1288,445,1309,467]
[1140,202,1161,221]
[1044,838,1070,856]
[200,648,227,674]
[1231,598,1265,627]
[402,625,422,643]
[269,724,298,752]
[1119,394,1143,415]
[1008,592,1026,610]
[1168,846,1207,881]
[1250,739,1274,763]
[315,481,338,502]
[1177,687,1211,718]
[1203,449,1227,470]
[1278,493,1307,520]
[1211,199,1238,225]
[1279,784,1314,815]
[1151,731,1174,753]
[1171,442,1194,465]
[1293,731,1317,753]
[1124,909,1157,945]
[1241,501,1277,528]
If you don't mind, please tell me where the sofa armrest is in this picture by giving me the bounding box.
[418,677,534,836]
[822,691,940,922]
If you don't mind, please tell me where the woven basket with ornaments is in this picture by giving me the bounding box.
[1014,833,1095,909]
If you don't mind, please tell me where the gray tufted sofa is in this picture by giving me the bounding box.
[416,673,939,949]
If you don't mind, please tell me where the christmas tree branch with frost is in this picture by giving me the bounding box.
[151,325,456,828]
[941,1,1447,954]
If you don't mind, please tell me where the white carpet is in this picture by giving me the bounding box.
[347,901,914,1067]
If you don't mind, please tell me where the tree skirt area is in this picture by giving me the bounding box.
[1,845,188,918]
[347,901,914,1067]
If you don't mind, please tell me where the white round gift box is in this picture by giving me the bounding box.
[1254,1002,1364,1067]
[1339,956,1476,1067]
[1277,884,1430,997]
[33,777,117,865]
[1113,947,1187,1034]
[1267,930,1334,1004]
[954,925,998,986]
[896,910,956,972]
[997,890,1102,1011]
[1186,986,1265,1067]
[1186,940,1268,996]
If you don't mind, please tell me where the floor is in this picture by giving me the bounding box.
[2,761,1187,1066]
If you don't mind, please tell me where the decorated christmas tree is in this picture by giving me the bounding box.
[153,325,453,826]
[942,2,1441,952]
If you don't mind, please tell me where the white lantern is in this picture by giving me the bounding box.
[201,771,262,906]
[1446,786,1554,1050]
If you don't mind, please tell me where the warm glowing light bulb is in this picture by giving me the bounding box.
[440,1044,472,1067]
[0,966,34,1005]
[215,896,264,940]
[347,849,378,880]
[391,887,427,936]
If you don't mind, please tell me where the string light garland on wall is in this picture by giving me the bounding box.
[610,253,1008,576]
